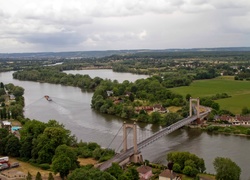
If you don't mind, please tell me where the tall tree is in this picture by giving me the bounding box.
[35,172,42,180]
[51,144,79,179]
[5,134,21,157]
[26,172,32,180]
[213,157,241,180]
[52,155,71,180]
[48,173,54,180]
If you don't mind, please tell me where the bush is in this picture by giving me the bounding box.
[39,163,50,170]
[224,127,232,133]
[206,126,219,132]
[173,163,181,173]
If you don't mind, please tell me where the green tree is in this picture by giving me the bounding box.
[0,88,5,96]
[26,172,32,180]
[241,107,250,115]
[123,167,139,180]
[52,155,71,179]
[173,163,181,173]
[213,157,241,180]
[161,112,179,126]
[35,172,42,180]
[13,86,24,97]
[51,144,79,179]
[0,128,9,139]
[68,168,116,180]
[167,151,205,173]
[107,163,123,179]
[186,94,192,101]
[5,134,21,157]
[19,135,33,160]
[48,172,54,180]
[33,126,72,164]
[150,111,161,124]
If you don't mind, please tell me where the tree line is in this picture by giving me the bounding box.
[0,82,24,120]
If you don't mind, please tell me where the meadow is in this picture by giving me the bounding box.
[170,76,250,114]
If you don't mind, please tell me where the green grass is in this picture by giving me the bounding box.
[170,76,250,114]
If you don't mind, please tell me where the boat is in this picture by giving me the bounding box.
[44,95,52,101]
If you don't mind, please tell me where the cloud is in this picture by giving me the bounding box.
[0,0,250,52]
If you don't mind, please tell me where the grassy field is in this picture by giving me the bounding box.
[170,76,250,114]
[0,157,97,179]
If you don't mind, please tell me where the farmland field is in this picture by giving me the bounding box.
[170,76,250,114]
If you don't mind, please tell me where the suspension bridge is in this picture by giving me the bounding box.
[98,98,211,171]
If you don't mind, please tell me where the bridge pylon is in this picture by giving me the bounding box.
[123,122,143,163]
[189,97,202,124]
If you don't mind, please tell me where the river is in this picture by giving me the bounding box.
[0,70,250,179]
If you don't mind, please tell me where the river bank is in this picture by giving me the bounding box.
[188,123,250,137]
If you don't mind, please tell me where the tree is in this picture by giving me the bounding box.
[35,172,42,180]
[67,168,116,180]
[173,163,181,173]
[107,163,123,179]
[51,144,79,179]
[186,94,192,101]
[213,157,241,180]
[150,111,161,124]
[13,86,24,97]
[26,172,32,180]
[242,107,250,115]
[52,155,71,179]
[161,112,179,126]
[5,134,21,157]
[123,167,139,180]
[0,128,9,139]
[167,151,205,173]
[33,126,72,164]
[48,173,54,180]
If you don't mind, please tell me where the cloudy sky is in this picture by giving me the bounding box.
[0,0,250,53]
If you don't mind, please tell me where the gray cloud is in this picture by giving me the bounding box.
[0,0,249,52]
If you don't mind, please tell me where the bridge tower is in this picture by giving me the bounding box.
[123,122,143,163]
[189,97,201,124]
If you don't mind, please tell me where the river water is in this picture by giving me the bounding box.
[1,70,250,179]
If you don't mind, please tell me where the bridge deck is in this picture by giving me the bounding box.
[99,108,211,171]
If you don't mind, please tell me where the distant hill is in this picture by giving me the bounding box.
[0,47,249,59]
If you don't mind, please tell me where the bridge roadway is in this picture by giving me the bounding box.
[99,109,211,171]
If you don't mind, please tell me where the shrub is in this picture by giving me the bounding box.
[39,163,50,170]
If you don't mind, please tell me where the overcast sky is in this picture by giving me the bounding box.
[0,0,250,53]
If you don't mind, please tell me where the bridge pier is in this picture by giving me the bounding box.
[189,97,203,124]
[123,122,143,163]
[130,153,143,163]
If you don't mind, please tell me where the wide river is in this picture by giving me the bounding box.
[1,70,250,179]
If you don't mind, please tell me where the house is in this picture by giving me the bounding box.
[153,104,167,113]
[135,106,153,113]
[233,115,250,126]
[9,94,15,100]
[1,121,12,132]
[106,90,113,97]
[159,169,181,180]
[125,91,132,97]
[217,115,234,123]
[137,165,153,180]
